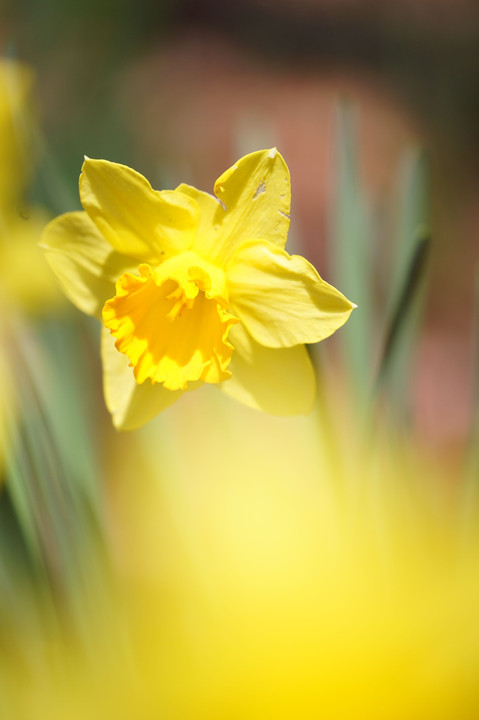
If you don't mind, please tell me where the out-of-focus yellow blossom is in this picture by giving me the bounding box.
[0,59,33,215]
[0,207,62,314]
[42,150,354,429]
[0,60,63,316]
[1,393,479,719]
[0,59,64,476]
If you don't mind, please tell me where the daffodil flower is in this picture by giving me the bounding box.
[42,149,354,429]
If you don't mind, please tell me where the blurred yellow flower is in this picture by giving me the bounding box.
[42,149,354,429]
[2,394,479,720]
[0,59,33,215]
[0,59,63,315]
[0,59,64,477]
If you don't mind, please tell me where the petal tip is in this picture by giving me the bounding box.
[82,155,93,170]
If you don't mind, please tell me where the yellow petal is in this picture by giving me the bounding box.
[178,148,290,264]
[220,322,316,415]
[101,327,182,430]
[102,261,237,391]
[227,240,355,348]
[80,158,200,262]
[176,184,226,261]
[41,211,132,317]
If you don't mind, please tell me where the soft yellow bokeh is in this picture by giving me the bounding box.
[2,391,478,719]
[0,59,33,214]
[0,59,64,478]
[0,60,63,316]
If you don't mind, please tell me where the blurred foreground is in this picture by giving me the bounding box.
[2,388,479,719]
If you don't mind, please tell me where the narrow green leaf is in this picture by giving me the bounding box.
[375,151,430,411]
[376,229,430,389]
[331,103,373,406]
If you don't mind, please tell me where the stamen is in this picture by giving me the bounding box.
[166,286,192,321]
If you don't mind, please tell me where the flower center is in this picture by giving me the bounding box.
[102,254,238,391]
